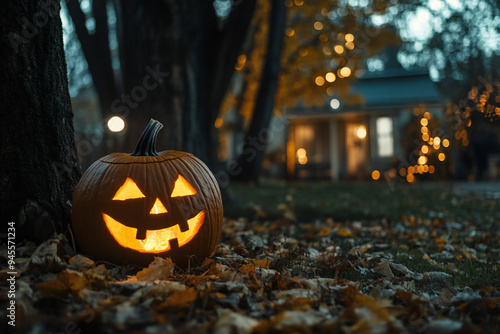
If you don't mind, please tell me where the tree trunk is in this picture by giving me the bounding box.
[204,0,257,168]
[66,0,118,116]
[234,0,286,182]
[67,0,118,170]
[115,0,183,153]
[0,0,81,241]
[176,0,219,165]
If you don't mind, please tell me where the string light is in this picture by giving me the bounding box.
[404,108,450,182]
[296,148,306,158]
[325,72,336,82]
[339,67,351,77]
[314,21,324,30]
[418,156,427,165]
[297,148,307,165]
[345,33,354,42]
[315,76,325,86]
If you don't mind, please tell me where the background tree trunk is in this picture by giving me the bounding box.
[66,0,117,117]
[0,0,81,241]
[234,0,286,182]
[115,0,183,154]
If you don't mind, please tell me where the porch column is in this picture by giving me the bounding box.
[329,118,340,181]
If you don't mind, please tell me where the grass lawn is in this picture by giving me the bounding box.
[226,181,500,223]
[226,181,500,288]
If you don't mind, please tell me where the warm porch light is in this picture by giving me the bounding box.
[357,125,367,139]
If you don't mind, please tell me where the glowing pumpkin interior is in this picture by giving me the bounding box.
[103,175,204,253]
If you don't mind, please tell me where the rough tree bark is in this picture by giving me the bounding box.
[234,0,287,182]
[0,0,81,241]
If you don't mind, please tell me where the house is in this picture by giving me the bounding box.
[283,48,445,181]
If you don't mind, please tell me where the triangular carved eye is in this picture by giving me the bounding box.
[150,198,168,214]
[171,175,197,197]
[113,178,146,200]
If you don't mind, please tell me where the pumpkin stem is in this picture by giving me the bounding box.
[131,119,163,156]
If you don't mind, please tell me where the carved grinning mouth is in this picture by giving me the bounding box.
[103,210,205,253]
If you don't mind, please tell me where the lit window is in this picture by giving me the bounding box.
[376,117,394,157]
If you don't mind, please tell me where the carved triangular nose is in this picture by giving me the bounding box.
[149,198,168,214]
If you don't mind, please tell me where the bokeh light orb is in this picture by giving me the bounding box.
[108,116,125,133]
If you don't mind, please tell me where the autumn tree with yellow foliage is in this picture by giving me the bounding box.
[224,0,399,181]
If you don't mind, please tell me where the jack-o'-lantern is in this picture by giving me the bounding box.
[72,119,223,267]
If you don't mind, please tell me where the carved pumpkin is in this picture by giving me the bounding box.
[72,119,223,267]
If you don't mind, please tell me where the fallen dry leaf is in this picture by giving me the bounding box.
[36,269,89,298]
[23,238,67,274]
[213,309,258,334]
[136,257,174,281]
[157,287,197,309]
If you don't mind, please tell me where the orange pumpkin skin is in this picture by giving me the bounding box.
[72,121,223,268]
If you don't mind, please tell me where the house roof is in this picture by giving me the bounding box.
[350,70,443,108]
[287,48,445,117]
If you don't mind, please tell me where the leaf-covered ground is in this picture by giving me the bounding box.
[1,182,500,333]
